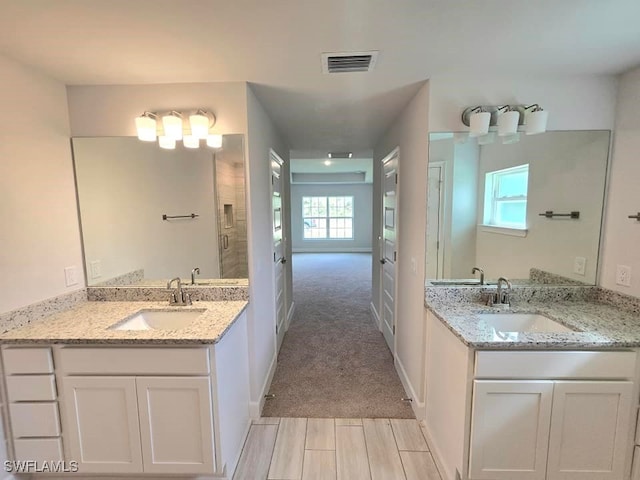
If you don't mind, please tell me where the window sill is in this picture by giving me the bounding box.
[479,224,528,237]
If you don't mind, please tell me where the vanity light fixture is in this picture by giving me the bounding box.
[206,134,223,149]
[497,106,520,136]
[162,111,183,140]
[524,104,548,135]
[468,107,491,137]
[461,104,548,139]
[134,109,220,149]
[135,112,158,142]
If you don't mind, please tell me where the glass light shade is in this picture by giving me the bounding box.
[525,109,548,135]
[135,115,156,142]
[158,135,176,150]
[498,110,520,136]
[469,111,491,137]
[477,131,496,145]
[162,113,183,140]
[183,135,200,149]
[189,113,210,139]
[206,134,223,148]
[502,132,520,145]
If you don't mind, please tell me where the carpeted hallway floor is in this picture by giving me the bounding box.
[262,253,414,418]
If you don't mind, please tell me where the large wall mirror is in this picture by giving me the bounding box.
[72,135,248,287]
[425,130,610,286]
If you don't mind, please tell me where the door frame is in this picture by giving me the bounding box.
[426,161,446,280]
[379,146,400,355]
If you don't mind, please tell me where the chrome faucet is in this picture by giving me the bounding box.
[167,277,192,306]
[496,277,512,306]
[191,267,200,285]
[471,267,485,285]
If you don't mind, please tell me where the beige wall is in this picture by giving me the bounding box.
[601,67,640,298]
[245,84,291,413]
[373,81,430,416]
[0,54,84,313]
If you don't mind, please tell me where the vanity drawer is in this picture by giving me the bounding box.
[475,350,637,379]
[10,403,60,437]
[2,347,53,374]
[14,438,63,462]
[57,347,210,375]
[6,375,57,402]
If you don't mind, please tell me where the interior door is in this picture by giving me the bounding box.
[381,149,398,353]
[426,163,444,279]
[271,151,286,351]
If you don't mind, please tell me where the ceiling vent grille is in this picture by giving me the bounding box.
[321,51,378,74]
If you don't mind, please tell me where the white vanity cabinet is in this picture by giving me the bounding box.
[0,310,250,478]
[423,309,639,480]
[470,351,635,480]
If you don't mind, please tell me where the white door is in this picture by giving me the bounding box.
[546,381,633,480]
[62,376,143,473]
[136,376,215,475]
[469,380,554,480]
[425,163,444,279]
[271,151,287,351]
[380,149,399,353]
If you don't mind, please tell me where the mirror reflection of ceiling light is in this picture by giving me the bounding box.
[324,160,332,166]
[135,109,219,149]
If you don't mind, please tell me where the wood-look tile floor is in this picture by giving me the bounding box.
[233,418,442,480]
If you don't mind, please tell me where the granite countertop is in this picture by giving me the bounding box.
[426,289,640,350]
[0,300,248,345]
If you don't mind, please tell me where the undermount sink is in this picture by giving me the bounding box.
[478,313,574,334]
[110,309,206,331]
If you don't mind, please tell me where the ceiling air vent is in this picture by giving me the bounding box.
[321,51,378,74]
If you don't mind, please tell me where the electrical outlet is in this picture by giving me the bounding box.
[90,260,102,279]
[64,266,78,287]
[616,265,632,287]
[573,256,586,276]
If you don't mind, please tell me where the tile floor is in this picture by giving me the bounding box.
[233,418,442,480]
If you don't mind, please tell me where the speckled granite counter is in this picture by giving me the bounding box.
[0,300,248,345]
[426,286,640,350]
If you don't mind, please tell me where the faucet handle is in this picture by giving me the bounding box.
[182,292,192,306]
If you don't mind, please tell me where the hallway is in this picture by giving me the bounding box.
[262,253,413,418]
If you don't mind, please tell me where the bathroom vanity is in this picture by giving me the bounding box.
[423,286,640,480]
[0,300,249,479]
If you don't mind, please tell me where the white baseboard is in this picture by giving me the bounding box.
[286,301,295,330]
[249,352,277,418]
[421,421,455,480]
[292,247,372,253]
[369,302,381,330]
[395,355,425,420]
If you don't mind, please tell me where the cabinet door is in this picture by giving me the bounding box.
[547,381,633,480]
[62,376,142,473]
[136,376,215,474]
[469,380,553,480]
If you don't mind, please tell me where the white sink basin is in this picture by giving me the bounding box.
[111,309,206,331]
[478,313,574,334]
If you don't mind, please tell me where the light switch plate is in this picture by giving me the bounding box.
[90,260,102,279]
[616,265,632,287]
[573,256,586,276]
[64,266,78,287]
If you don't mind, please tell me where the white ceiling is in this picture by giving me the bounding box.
[1,0,640,158]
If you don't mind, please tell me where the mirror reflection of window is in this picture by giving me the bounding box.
[483,165,529,229]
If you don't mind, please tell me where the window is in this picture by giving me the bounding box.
[303,196,354,239]
[483,164,529,229]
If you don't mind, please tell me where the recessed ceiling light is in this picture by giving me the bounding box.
[327,152,353,159]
